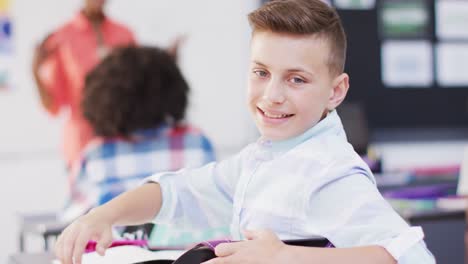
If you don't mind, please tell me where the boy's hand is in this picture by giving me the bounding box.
[202,230,288,264]
[54,208,113,264]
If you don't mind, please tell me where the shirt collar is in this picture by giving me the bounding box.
[131,124,170,140]
[256,110,343,153]
[80,124,170,158]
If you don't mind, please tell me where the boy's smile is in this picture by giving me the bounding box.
[248,31,348,141]
[257,106,294,125]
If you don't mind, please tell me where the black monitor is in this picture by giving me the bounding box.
[336,0,468,139]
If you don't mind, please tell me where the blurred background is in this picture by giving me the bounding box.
[0,0,258,262]
[1,0,468,263]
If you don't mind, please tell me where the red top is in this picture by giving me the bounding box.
[39,12,136,164]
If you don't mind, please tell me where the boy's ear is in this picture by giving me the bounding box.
[327,73,349,111]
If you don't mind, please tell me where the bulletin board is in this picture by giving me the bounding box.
[335,0,468,131]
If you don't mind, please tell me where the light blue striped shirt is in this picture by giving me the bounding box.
[146,110,435,263]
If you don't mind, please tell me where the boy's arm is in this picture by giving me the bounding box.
[203,230,394,264]
[56,146,245,264]
[305,173,435,263]
[145,148,245,229]
[95,182,163,226]
[55,183,163,264]
[205,230,434,264]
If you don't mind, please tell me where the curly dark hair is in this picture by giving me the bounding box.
[82,46,189,137]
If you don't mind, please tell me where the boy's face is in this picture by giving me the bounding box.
[248,31,346,141]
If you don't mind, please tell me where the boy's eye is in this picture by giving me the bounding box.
[290,76,306,84]
[253,70,268,78]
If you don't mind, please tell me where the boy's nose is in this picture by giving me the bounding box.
[262,81,286,104]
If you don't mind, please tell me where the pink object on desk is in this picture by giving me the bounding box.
[85,239,148,253]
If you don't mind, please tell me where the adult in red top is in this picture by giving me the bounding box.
[32,0,136,165]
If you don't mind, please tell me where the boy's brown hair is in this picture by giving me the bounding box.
[248,0,346,76]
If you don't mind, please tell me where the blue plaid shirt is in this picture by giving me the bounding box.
[67,124,215,212]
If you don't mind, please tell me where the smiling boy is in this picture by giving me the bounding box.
[55,1,435,263]
[248,30,347,140]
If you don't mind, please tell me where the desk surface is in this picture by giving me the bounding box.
[9,252,54,264]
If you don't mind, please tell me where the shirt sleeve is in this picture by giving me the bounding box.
[143,148,246,229]
[307,173,435,263]
[395,241,435,264]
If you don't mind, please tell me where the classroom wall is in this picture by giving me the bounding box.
[0,0,258,262]
[1,1,466,262]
